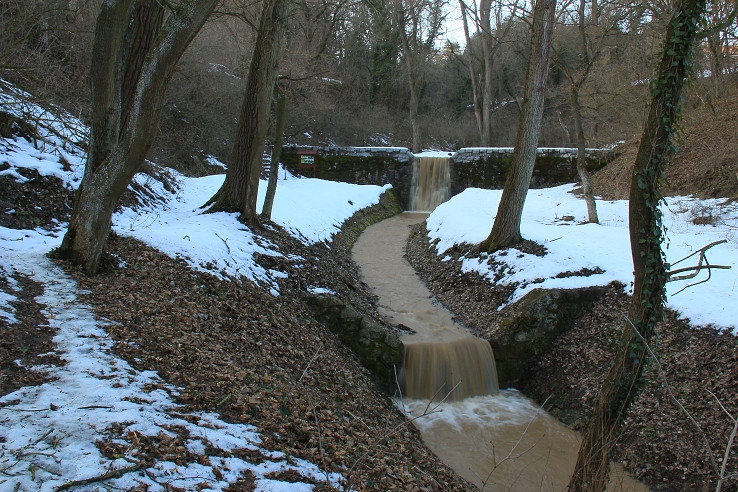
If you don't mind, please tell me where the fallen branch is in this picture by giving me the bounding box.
[706,389,738,492]
[342,375,457,492]
[54,463,143,491]
[297,346,331,485]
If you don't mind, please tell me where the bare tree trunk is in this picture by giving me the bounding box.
[397,7,423,154]
[571,84,598,223]
[407,74,422,153]
[479,0,493,146]
[120,0,164,131]
[707,33,723,96]
[394,0,443,153]
[205,0,286,225]
[261,85,287,221]
[551,0,605,223]
[480,0,556,252]
[56,0,218,274]
[569,0,707,489]
[459,0,483,140]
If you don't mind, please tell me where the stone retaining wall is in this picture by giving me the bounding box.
[281,145,617,209]
[450,147,615,194]
[281,146,414,206]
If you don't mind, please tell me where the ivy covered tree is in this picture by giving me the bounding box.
[569,0,708,489]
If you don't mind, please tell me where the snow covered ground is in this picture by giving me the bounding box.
[427,186,737,332]
[0,90,357,491]
[1,85,736,490]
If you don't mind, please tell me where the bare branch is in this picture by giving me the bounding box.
[669,239,727,268]
[54,463,144,491]
[667,239,731,295]
[668,264,731,280]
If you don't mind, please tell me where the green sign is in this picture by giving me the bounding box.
[300,155,315,165]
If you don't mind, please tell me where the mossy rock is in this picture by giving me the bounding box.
[490,286,606,388]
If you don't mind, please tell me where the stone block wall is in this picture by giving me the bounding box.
[450,147,615,195]
[281,145,617,210]
[281,145,414,206]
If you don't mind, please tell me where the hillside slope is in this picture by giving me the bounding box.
[593,81,738,201]
[0,85,470,490]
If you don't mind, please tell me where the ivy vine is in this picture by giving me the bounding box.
[636,0,707,331]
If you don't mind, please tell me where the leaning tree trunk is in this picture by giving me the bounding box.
[261,86,287,221]
[57,0,218,274]
[205,0,286,225]
[480,0,556,252]
[569,1,707,490]
[571,84,598,223]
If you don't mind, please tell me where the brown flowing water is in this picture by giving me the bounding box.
[408,155,451,212]
[352,213,648,491]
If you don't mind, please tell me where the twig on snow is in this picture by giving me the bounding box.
[215,233,231,254]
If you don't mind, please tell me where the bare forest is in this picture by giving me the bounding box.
[3,0,736,176]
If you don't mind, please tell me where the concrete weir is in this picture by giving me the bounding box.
[281,145,616,210]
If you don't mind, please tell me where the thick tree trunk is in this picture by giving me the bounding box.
[121,0,164,131]
[60,147,144,274]
[481,0,556,252]
[206,0,286,225]
[56,0,218,274]
[571,84,598,223]
[261,86,287,221]
[569,1,707,489]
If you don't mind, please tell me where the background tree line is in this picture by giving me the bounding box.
[2,0,736,176]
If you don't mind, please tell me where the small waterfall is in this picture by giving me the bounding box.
[408,156,451,211]
[402,336,499,402]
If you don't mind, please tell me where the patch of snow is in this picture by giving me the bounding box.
[427,185,738,333]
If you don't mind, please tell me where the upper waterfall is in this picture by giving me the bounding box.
[407,155,451,212]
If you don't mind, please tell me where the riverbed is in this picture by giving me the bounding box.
[352,212,646,491]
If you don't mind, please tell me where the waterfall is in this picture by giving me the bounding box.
[408,156,451,212]
[402,336,499,402]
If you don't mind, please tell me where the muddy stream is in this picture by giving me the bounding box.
[352,212,646,491]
